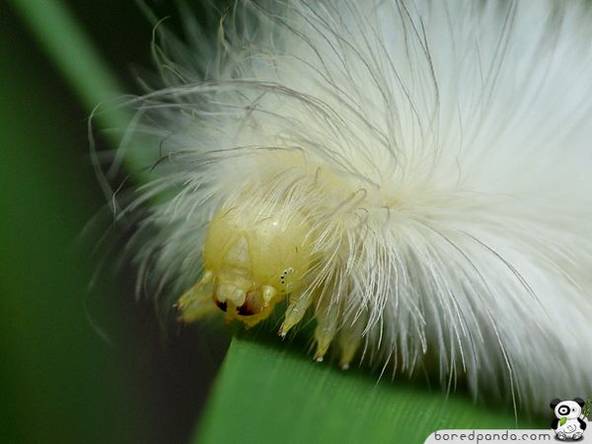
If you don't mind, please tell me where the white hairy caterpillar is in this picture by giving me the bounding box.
[103,0,592,413]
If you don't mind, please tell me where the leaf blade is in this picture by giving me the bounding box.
[197,336,544,444]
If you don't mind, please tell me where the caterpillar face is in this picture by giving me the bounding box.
[177,206,315,327]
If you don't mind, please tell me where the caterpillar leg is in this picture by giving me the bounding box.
[279,290,314,337]
[337,314,366,370]
[313,297,340,362]
[177,271,217,322]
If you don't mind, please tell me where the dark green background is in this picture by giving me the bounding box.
[1,2,224,443]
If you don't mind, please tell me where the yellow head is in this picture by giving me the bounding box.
[177,205,315,326]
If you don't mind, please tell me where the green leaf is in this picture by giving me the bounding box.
[196,335,544,443]
[559,417,567,426]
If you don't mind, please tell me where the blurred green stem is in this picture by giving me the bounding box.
[10,0,123,108]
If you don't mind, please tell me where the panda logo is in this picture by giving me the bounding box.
[550,398,588,441]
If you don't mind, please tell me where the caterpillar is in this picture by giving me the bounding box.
[101,0,592,413]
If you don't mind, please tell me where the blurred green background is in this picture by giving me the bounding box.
[1,2,226,443]
[1,2,547,443]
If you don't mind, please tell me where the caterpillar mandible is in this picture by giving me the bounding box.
[104,0,592,413]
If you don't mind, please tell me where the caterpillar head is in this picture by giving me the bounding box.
[177,206,315,326]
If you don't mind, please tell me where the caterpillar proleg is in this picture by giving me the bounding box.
[103,0,592,413]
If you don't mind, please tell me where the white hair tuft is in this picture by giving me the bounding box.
[102,0,592,413]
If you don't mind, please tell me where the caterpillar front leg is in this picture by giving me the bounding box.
[279,290,314,337]
[177,271,217,322]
